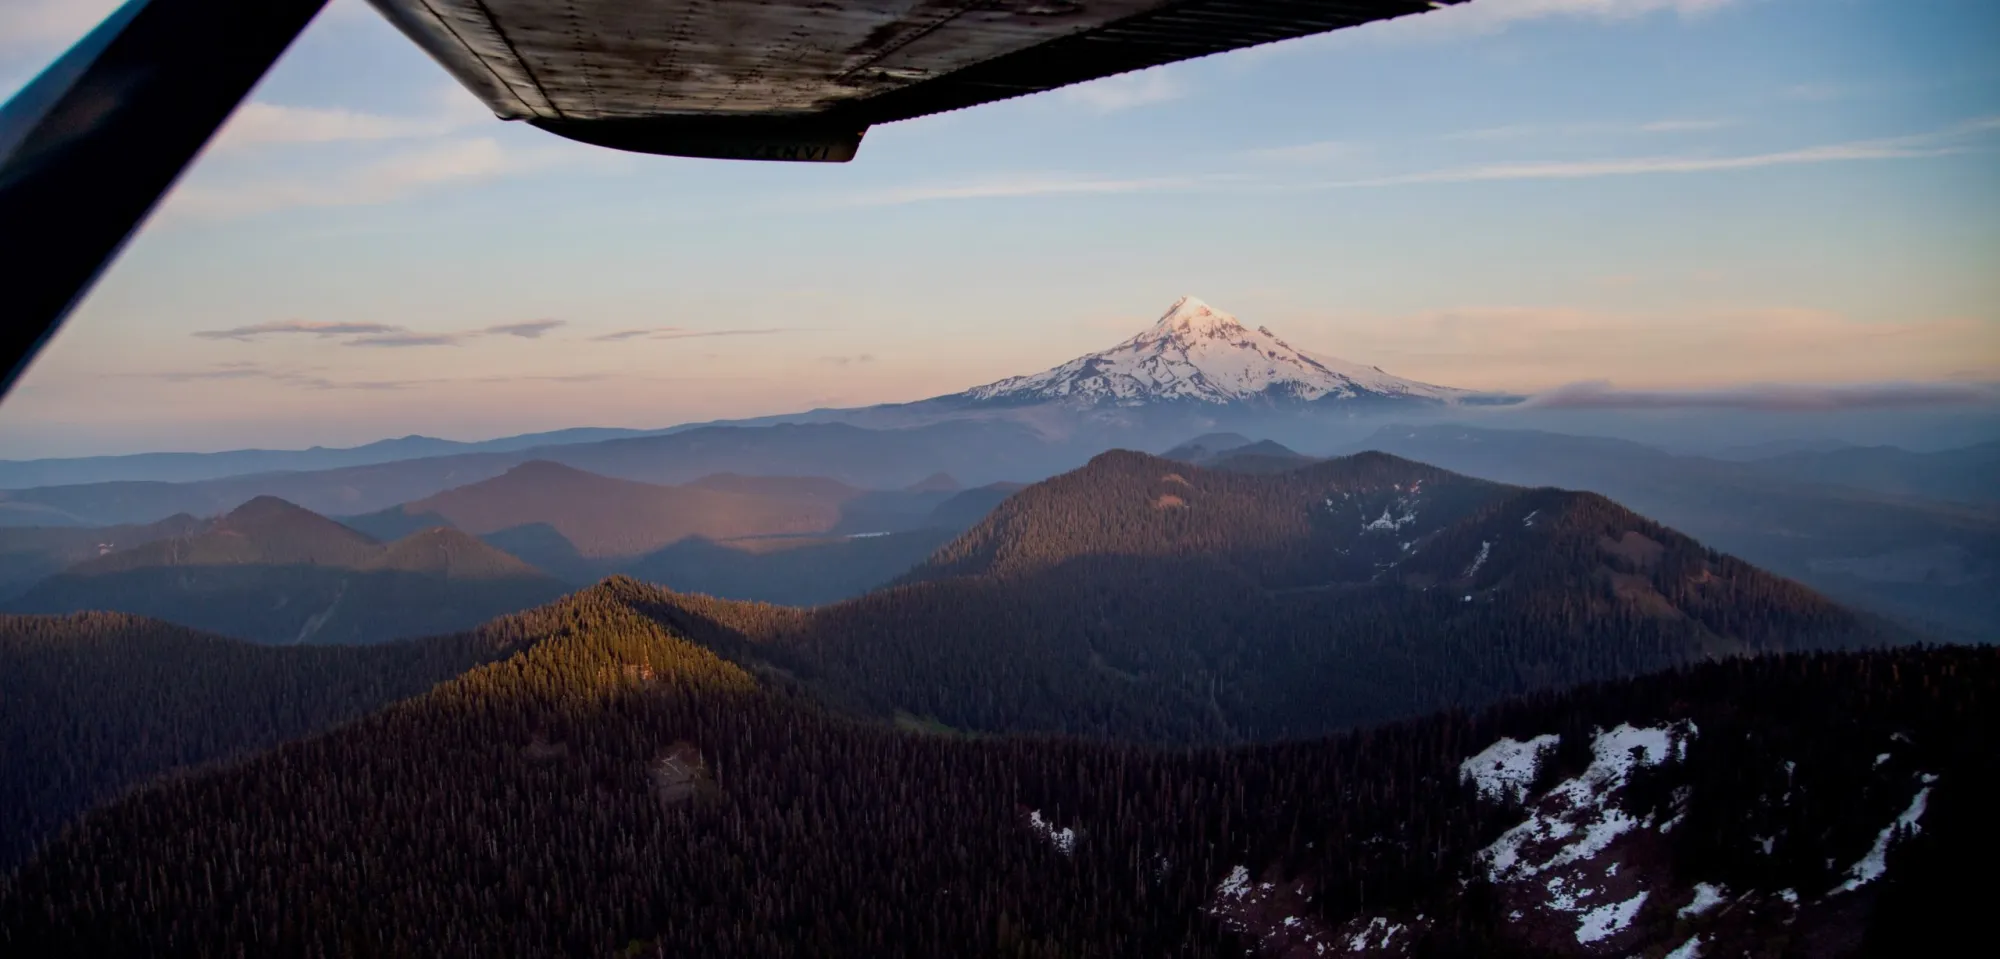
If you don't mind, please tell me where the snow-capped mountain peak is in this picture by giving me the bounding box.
[959,296,1467,408]
[1149,295,1243,338]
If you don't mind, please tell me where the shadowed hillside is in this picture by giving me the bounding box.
[1,578,1986,957]
[0,514,207,598]
[340,463,990,601]
[0,611,541,870]
[621,529,958,607]
[345,461,847,564]
[625,451,1896,745]
[4,498,567,645]
[1346,425,2000,640]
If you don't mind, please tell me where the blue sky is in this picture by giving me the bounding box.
[0,0,1995,456]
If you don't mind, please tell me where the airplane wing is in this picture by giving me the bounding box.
[368,0,1464,161]
[0,0,1463,396]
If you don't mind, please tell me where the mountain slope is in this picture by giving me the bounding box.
[638,451,1893,745]
[2,582,1988,956]
[4,498,568,645]
[336,463,981,601]
[922,481,1026,532]
[952,296,1472,409]
[1164,434,1314,473]
[1347,424,2000,640]
[347,461,847,563]
[68,495,382,570]
[0,611,536,870]
[0,514,207,598]
[621,529,960,607]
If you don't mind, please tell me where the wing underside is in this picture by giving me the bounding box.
[368,0,1460,161]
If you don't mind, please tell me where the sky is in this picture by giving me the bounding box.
[0,0,1995,457]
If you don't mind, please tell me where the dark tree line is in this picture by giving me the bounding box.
[0,607,568,870]
[2,578,1990,957]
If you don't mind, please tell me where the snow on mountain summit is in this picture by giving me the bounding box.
[1150,295,1243,337]
[960,296,1467,408]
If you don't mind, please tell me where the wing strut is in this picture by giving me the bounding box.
[0,0,330,397]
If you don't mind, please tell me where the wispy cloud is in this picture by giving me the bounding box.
[1058,69,1184,113]
[591,329,660,342]
[832,118,1983,209]
[146,362,426,391]
[165,138,572,219]
[1522,380,2000,411]
[206,81,499,154]
[1370,0,1737,40]
[145,361,641,392]
[1243,141,1360,164]
[841,173,1208,207]
[347,332,463,348]
[1442,124,1548,142]
[1312,132,1974,189]
[1293,306,1997,392]
[1780,82,1848,102]
[0,0,121,52]
[1638,118,1734,133]
[210,104,443,153]
[591,327,795,342]
[483,320,565,339]
[193,320,403,341]
[657,328,792,340]
[151,362,300,382]
[1244,0,1740,59]
[196,318,568,347]
[1439,117,1730,142]
[823,354,877,367]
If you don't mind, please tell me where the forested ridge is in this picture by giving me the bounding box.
[631,451,1893,744]
[0,611,542,870]
[0,449,1955,956]
[0,577,1989,957]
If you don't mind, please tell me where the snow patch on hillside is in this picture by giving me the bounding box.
[1208,866,1353,956]
[1461,734,1559,805]
[1575,890,1647,944]
[1479,722,1695,881]
[1463,540,1492,578]
[1025,809,1076,856]
[1679,882,1727,918]
[1363,507,1418,532]
[1830,775,1934,894]
[1664,935,1705,959]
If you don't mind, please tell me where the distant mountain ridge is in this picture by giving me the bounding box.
[0,514,206,599]
[1162,432,1315,473]
[347,460,846,563]
[5,497,568,645]
[0,420,1074,528]
[0,427,671,490]
[336,461,1002,604]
